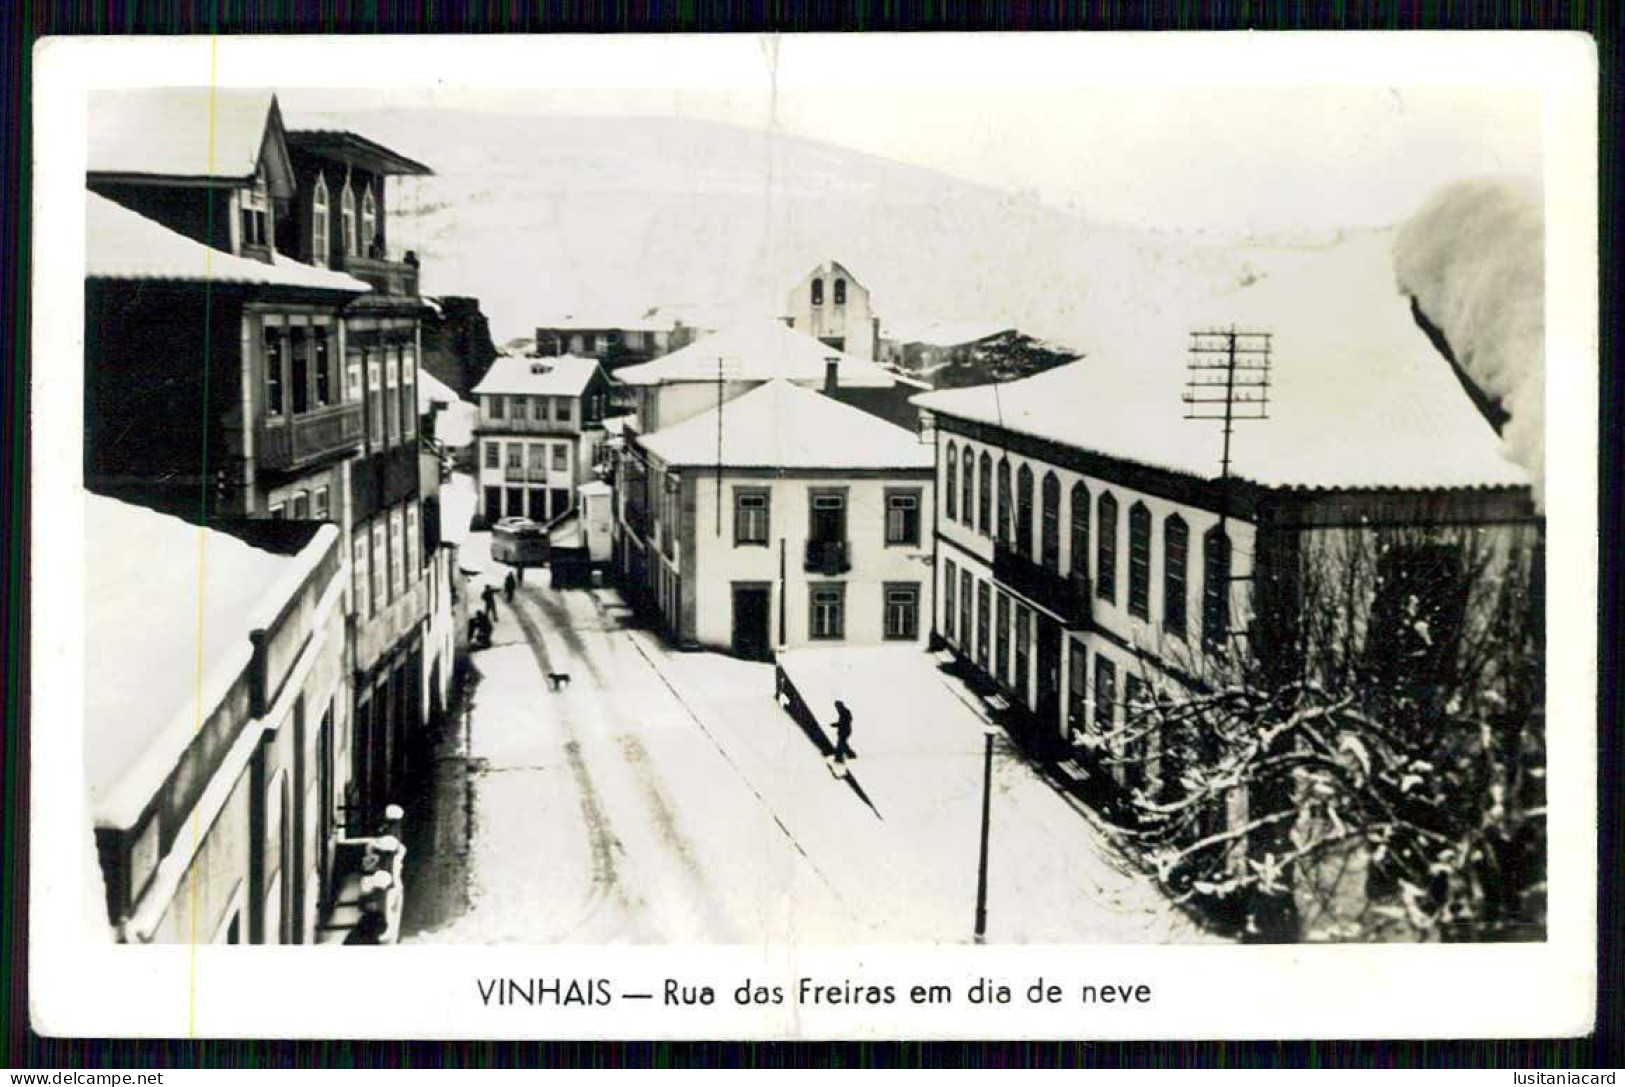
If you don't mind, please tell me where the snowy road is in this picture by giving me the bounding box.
[402,555,1214,945]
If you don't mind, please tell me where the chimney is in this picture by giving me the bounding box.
[823,356,839,395]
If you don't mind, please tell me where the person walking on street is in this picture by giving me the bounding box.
[504,571,516,602]
[481,582,498,621]
[832,699,854,762]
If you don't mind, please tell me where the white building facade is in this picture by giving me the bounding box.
[785,260,879,361]
[472,355,611,525]
[618,381,934,658]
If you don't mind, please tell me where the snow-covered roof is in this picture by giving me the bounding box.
[885,319,1015,348]
[85,495,338,829]
[86,191,372,295]
[599,414,636,437]
[472,354,602,397]
[912,230,1530,493]
[638,380,933,472]
[419,369,476,448]
[614,320,913,389]
[88,89,277,181]
[535,312,672,333]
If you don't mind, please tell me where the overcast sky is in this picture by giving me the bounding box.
[274,34,1546,239]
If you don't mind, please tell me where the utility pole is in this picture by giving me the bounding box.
[1182,326,1272,537]
[713,356,739,536]
[973,724,996,943]
[1183,326,1271,653]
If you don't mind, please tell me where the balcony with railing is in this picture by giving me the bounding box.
[334,251,420,298]
[257,403,365,472]
[804,538,851,576]
[993,542,1092,628]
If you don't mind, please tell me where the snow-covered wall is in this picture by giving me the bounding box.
[1393,179,1544,508]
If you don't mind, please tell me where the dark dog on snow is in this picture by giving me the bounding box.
[545,672,572,691]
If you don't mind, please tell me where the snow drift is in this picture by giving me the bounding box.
[1393,179,1544,507]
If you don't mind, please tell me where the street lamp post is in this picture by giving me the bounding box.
[973,724,996,943]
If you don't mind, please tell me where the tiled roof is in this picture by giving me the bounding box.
[88,88,274,180]
[639,379,933,471]
[86,191,371,294]
[472,354,602,397]
[912,231,1530,493]
[614,320,914,389]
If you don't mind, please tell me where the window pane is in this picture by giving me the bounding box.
[1096,493,1118,602]
[1164,516,1188,638]
[945,443,958,520]
[1128,502,1151,620]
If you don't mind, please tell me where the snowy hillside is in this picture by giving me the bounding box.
[287,108,1268,347]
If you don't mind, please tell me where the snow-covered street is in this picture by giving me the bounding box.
[400,535,1213,946]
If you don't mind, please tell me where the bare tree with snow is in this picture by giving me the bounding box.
[1086,522,1545,943]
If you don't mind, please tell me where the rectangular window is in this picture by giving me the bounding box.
[314,327,332,407]
[943,558,957,643]
[1123,674,1150,792]
[734,488,770,546]
[345,348,363,405]
[291,491,310,520]
[351,533,370,621]
[389,510,405,598]
[556,397,573,423]
[401,346,417,440]
[488,394,506,420]
[810,583,845,640]
[1164,517,1189,639]
[509,395,525,422]
[1014,604,1031,701]
[264,326,285,417]
[384,348,401,447]
[1097,493,1118,603]
[884,583,920,641]
[484,441,500,469]
[290,327,310,414]
[1128,503,1151,620]
[313,486,330,520]
[528,443,547,471]
[976,582,991,670]
[370,523,387,610]
[809,491,846,541]
[960,569,973,654]
[366,352,384,448]
[884,489,921,546]
[1093,654,1116,734]
[405,504,420,581]
[507,443,523,469]
[552,444,568,471]
[995,593,1011,685]
[1068,641,1088,736]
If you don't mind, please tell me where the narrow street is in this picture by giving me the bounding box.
[402,542,1212,945]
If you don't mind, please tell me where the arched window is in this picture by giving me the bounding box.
[361,186,377,257]
[1164,515,1189,638]
[834,278,847,305]
[961,446,974,527]
[1041,472,1061,572]
[945,442,959,521]
[1127,501,1151,620]
[977,452,992,534]
[1015,463,1034,556]
[811,277,824,306]
[1096,492,1118,603]
[1203,525,1231,651]
[996,458,1012,544]
[341,185,357,258]
[311,173,330,267]
[1070,481,1090,583]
